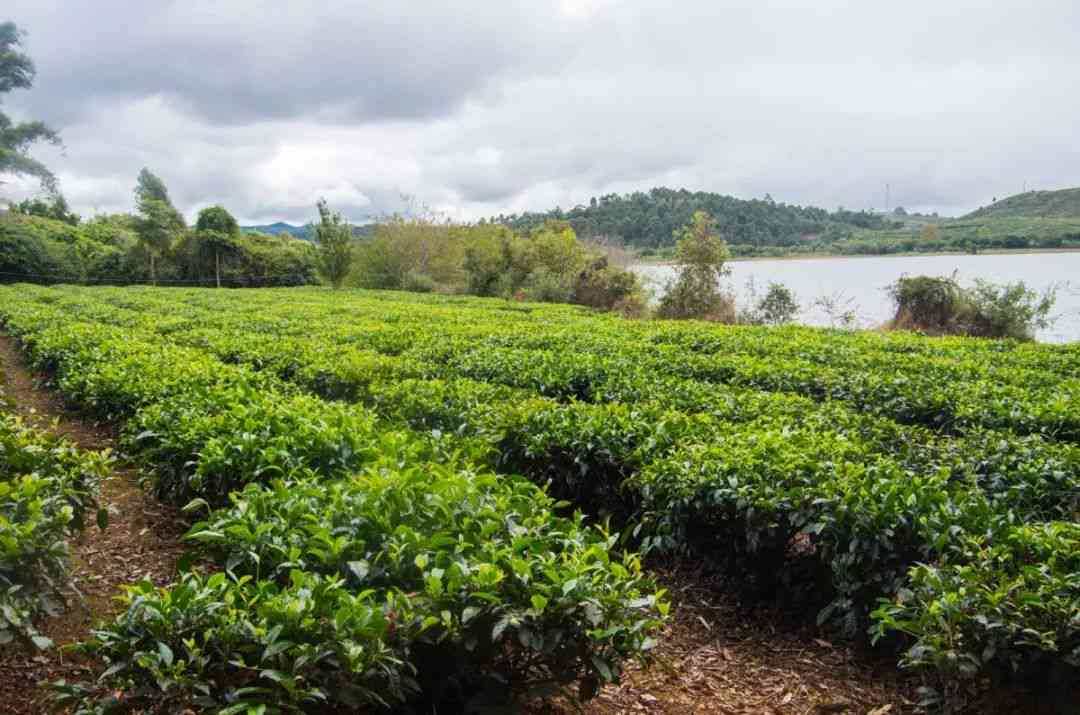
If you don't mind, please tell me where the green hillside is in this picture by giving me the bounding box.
[242,221,374,241]
[965,187,1080,219]
[493,187,897,250]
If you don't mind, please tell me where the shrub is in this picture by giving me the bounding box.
[965,278,1055,340]
[739,280,799,325]
[656,211,733,320]
[572,256,645,310]
[402,269,437,293]
[0,410,107,648]
[522,267,575,303]
[888,274,1055,341]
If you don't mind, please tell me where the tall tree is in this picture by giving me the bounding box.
[133,168,185,284]
[656,211,732,320]
[0,21,61,194]
[313,198,353,288]
[194,205,240,288]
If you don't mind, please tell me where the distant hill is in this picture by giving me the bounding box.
[242,222,375,241]
[964,187,1080,220]
[491,187,899,249]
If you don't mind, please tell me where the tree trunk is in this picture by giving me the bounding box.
[150,253,157,286]
[215,250,221,289]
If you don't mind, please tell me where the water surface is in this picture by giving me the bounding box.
[633,252,1080,343]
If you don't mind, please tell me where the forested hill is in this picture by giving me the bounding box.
[963,187,1080,220]
[241,222,374,241]
[491,187,896,249]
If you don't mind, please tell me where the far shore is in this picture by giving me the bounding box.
[633,246,1080,267]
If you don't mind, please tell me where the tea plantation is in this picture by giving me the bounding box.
[0,284,1076,712]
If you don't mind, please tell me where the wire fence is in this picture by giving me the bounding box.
[0,270,317,288]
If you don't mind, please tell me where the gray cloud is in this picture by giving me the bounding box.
[3,0,1079,224]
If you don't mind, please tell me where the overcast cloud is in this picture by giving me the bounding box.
[3,0,1079,224]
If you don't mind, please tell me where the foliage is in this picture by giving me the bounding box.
[656,211,734,320]
[964,279,1056,341]
[0,22,60,192]
[0,403,107,648]
[0,288,664,710]
[888,274,1055,341]
[965,186,1080,220]
[3,284,1079,705]
[184,205,237,287]
[572,256,646,312]
[313,198,354,288]
[10,194,79,225]
[739,281,799,325]
[0,199,317,287]
[351,216,642,314]
[494,186,894,249]
[133,169,186,284]
[461,224,527,297]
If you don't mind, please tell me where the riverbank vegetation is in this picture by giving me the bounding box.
[887,274,1056,341]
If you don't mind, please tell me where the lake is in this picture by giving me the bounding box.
[632,252,1080,343]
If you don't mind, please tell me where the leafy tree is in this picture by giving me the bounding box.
[495,187,897,250]
[0,22,60,194]
[657,211,732,320]
[461,224,525,296]
[11,194,79,225]
[519,222,590,302]
[357,209,464,290]
[314,198,353,288]
[194,205,240,288]
[755,282,799,325]
[133,169,185,284]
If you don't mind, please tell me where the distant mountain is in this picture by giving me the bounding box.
[242,222,375,241]
[964,187,1080,220]
[491,187,898,249]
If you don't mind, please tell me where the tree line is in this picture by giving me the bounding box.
[492,187,898,250]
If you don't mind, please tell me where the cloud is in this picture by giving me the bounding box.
[3,0,1079,223]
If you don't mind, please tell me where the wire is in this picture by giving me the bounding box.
[0,270,316,287]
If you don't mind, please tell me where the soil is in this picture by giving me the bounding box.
[0,335,188,715]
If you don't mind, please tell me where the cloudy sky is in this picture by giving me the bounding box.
[3,0,1079,224]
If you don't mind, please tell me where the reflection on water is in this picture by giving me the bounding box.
[633,252,1080,343]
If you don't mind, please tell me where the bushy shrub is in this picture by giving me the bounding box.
[656,212,733,321]
[0,410,107,648]
[888,274,1055,341]
[401,269,437,293]
[572,256,645,311]
[739,280,799,325]
[522,266,575,303]
[965,279,1055,340]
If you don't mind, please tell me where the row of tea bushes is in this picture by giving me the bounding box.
[0,372,107,648]
[0,295,664,712]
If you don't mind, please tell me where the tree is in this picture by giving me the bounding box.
[313,198,353,288]
[194,205,240,288]
[133,168,185,284]
[11,193,79,225]
[755,282,799,325]
[0,22,61,196]
[656,211,732,320]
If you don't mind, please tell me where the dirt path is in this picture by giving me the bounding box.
[0,335,188,715]
[566,565,917,715]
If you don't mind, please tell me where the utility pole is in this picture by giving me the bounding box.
[885,183,890,213]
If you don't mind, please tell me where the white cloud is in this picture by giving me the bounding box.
[3,0,1078,223]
